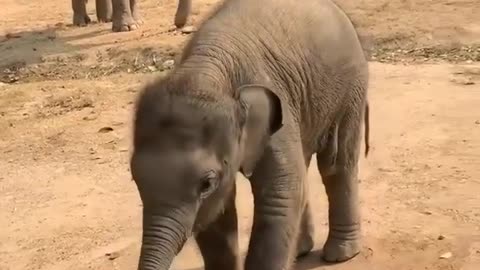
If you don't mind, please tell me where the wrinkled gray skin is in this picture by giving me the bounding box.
[130,0,370,269]
[71,0,191,32]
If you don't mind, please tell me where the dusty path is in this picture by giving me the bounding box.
[1,1,479,270]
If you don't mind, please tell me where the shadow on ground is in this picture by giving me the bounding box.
[177,249,337,270]
[0,23,113,65]
[0,24,181,84]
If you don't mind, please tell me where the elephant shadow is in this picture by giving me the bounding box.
[0,24,113,63]
[0,22,169,84]
[179,249,336,270]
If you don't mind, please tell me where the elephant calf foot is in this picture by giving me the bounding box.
[296,234,314,258]
[322,236,360,262]
[73,13,91,26]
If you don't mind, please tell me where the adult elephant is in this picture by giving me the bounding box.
[72,0,192,32]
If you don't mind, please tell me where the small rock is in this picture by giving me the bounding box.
[5,33,21,39]
[98,127,114,133]
[147,65,157,72]
[450,76,475,85]
[105,252,120,260]
[439,252,452,259]
[437,235,445,240]
[83,115,98,121]
[181,26,197,34]
[163,59,175,69]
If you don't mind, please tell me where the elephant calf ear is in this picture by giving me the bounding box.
[237,84,283,178]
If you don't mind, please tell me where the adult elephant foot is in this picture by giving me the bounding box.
[132,10,144,25]
[134,17,144,26]
[174,0,191,28]
[97,17,112,23]
[111,0,139,32]
[73,13,91,26]
[72,0,91,26]
[112,16,138,32]
[96,0,112,22]
[322,238,360,262]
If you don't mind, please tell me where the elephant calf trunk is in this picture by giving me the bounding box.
[138,212,192,270]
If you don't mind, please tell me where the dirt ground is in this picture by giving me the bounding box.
[1,0,479,269]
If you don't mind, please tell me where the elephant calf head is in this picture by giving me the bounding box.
[130,77,283,269]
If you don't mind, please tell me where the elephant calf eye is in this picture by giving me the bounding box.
[200,180,212,193]
[199,171,218,199]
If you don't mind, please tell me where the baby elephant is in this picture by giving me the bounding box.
[130,0,370,269]
[72,0,191,31]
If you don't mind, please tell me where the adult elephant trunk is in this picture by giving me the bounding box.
[138,208,195,270]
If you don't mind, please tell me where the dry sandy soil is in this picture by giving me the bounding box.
[1,0,480,269]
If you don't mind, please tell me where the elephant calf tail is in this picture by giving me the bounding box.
[364,101,370,157]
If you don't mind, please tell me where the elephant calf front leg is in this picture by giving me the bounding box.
[245,145,306,270]
[195,189,240,270]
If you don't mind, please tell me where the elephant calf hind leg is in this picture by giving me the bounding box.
[317,112,362,263]
[317,123,339,177]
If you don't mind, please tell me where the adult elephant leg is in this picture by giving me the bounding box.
[112,0,137,31]
[244,130,307,270]
[296,202,314,258]
[195,186,240,270]
[96,0,112,22]
[174,0,192,28]
[130,0,143,25]
[72,0,91,26]
[316,106,364,262]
